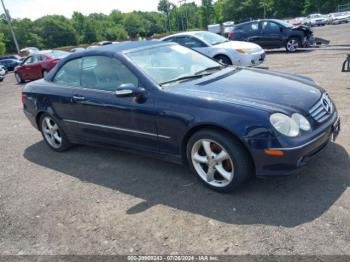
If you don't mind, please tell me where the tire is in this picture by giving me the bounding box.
[186,129,254,193]
[285,37,300,52]
[15,72,24,84]
[214,55,232,65]
[42,70,48,78]
[39,113,72,152]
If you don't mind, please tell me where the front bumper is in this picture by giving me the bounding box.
[248,115,340,177]
[241,51,266,67]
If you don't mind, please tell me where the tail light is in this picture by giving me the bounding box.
[21,92,26,105]
[227,32,234,39]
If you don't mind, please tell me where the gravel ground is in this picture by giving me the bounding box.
[0,24,349,256]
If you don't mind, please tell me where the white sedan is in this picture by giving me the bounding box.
[161,31,265,67]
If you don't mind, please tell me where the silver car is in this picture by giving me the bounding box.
[0,66,6,82]
[161,31,265,67]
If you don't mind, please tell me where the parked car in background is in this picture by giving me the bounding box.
[0,54,22,61]
[98,41,113,46]
[70,47,85,53]
[162,31,265,66]
[230,19,313,52]
[22,41,340,192]
[14,50,69,83]
[0,65,6,81]
[208,24,222,34]
[329,12,349,24]
[19,47,39,57]
[306,14,327,26]
[0,59,21,71]
[289,17,306,26]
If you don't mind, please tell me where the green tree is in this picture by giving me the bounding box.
[201,0,215,27]
[158,0,173,31]
[109,10,124,25]
[35,15,77,48]
[0,33,5,55]
[123,13,144,38]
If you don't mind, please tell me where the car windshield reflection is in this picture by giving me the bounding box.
[126,44,223,87]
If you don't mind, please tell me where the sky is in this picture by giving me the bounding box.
[3,0,202,20]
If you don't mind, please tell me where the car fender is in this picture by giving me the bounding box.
[210,47,241,65]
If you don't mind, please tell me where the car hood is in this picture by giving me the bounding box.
[166,67,323,114]
[214,41,262,51]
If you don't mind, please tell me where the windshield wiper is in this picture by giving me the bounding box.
[159,74,207,86]
[195,65,226,75]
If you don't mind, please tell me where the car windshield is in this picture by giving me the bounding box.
[126,44,224,87]
[193,32,229,45]
[275,20,293,28]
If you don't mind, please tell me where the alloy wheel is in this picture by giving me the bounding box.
[287,39,299,52]
[41,116,62,149]
[191,139,234,187]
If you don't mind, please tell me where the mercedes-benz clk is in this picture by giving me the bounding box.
[22,41,340,192]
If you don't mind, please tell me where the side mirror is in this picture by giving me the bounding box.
[280,27,284,32]
[115,83,146,99]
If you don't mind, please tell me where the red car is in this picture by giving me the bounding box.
[14,50,69,83]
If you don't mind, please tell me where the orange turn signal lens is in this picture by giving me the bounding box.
[264,150,284,156]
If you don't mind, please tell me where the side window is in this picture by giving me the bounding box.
[262,21,280,33]
[237,22,259,32]
[37,55,45,62]
[177,37,206,48]
[81,56,138,91]
[53,58,82,86]
[163,37,176,43]
[23,56,33,65]
[31,55,39,63]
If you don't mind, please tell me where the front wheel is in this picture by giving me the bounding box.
[186,129,253,193]
[285,37,300,52]
[214,55,232,65]
[40,113,72,152]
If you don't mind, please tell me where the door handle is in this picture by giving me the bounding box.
[72,95,86,103]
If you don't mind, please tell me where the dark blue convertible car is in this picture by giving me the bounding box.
[22,41,340,192]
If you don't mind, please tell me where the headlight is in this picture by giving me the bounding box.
[292,113,311,131]
[270,113,300,137]
[235,47,261,54]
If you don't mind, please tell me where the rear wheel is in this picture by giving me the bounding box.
[286,37,300,52]
[15,72,24,84]
[186,129,253,193]
[40,113,72,152]
[214,55,232,65]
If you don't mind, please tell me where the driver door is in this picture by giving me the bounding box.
[260,21,284,48]
[19,56,34,80]
[66,55,158,153]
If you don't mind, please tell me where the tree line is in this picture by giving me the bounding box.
[0,0,348,55]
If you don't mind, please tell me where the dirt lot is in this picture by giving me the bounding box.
[0,24,349,256]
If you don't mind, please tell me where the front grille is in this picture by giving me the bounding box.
[309,93,334,123]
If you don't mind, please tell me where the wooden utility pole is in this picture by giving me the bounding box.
[1,0,19,54]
